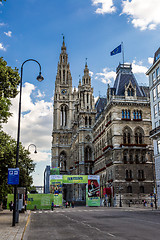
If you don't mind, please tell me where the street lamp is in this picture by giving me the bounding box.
[28,144,37,154]
[12,59,44,227]
[148,150,157,209]
[119,186,123,207]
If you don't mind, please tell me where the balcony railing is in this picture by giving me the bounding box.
[150,126,160,137]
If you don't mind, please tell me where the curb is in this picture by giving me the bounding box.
[21,211,31,240]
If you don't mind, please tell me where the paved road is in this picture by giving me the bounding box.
[24,207,160,240]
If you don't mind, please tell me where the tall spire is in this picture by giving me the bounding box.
[61,34,66,51]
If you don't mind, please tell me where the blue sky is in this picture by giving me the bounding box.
[1,0,160,186]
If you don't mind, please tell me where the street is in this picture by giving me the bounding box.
[23,207,160,240]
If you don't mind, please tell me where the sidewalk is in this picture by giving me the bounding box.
[0,210,30,240]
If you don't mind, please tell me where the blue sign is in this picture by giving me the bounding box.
[8,168,19,185]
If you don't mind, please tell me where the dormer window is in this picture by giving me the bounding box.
[128,86,134,96]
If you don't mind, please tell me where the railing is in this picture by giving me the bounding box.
[150,126,160,136]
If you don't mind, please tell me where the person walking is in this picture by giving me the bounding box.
[51,201,54,211]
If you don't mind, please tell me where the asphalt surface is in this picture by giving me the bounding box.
[24,207,160,240]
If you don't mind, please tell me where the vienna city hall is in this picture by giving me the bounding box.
[51,39,154,207]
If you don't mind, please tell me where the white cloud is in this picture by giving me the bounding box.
[37,89,45,98]
[92,0,116,14]
[148,57,154,65]
[95,67,116,84]
[121,0,160,30]
[0,42,6,51]
[4,31,12,37]
[0,22,5,27]
[132,60,148,74]
[89,70,94,77]
[2,82,53,164]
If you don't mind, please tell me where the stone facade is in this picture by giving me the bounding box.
[51,39,96,201]
[146,47,160,208]
[93,64,154,207]
[52,40,154,206]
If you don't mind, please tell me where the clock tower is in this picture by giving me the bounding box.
[52,37,74,171]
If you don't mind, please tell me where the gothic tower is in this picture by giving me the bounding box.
[51,37,74,172]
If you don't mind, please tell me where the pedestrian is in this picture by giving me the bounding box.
[71,201,74,208]
[65,201,68,208]
[51,201,54,211]
[9,201,13,211]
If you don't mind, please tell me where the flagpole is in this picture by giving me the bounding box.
[121,42,124,65]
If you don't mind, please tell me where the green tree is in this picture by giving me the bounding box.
[0,57,20,126]
[0,130,35,202]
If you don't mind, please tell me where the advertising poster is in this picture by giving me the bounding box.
[50,167,60,175]
[63,175,88,184]
[50,175,63,206]
[27,194,54,210]
[87,175,100,206]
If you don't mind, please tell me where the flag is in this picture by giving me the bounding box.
[110,44,121,56]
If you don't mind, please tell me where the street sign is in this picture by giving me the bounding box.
[8,168,19,185]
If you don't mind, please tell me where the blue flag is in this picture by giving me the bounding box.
[110,44,121,56]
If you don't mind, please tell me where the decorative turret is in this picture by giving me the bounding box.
[82,61,91,86]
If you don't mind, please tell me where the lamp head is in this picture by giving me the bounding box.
[37,72,44,82]
[34,150,37,154]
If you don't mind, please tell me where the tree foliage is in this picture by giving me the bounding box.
[0,130,35,202]
[0,57,20,126]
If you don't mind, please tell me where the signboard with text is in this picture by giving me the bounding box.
[8,168,19,185]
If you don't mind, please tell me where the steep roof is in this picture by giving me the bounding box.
[113,64,144,97]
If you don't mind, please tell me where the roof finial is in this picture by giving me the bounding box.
[62,33,65,43]
[85,58,88,66]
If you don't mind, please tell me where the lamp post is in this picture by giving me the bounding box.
[119,186,123,207]
[28,144,37,154]
[148,149,157,209]
[12,59,44,227]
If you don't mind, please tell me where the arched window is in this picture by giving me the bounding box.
[123,151,128,163]
[84,146,92,174]
[89,117,92,127]
[140,186,144,193]
[122,110,124,118]
[63,70,65,83]
[123,127,132,144]
[127,186,132,193]
[134,127,144,144]
[59,151,67,171]
[61,105,68,127]
[85,117,88,127]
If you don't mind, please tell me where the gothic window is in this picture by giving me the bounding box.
[63,70,65,83]
[138,170,144,180]
[84,146,92,174]
[85,117,88,127]
[89,117,92,127]
[59,151,67,171]
[140,186,144,193]
[134,127,144,144]
[123,127,132,144]
[133,110,142,120]
[124,110,127,118]
[123,151,128,163]
[127,186,132,193]
[87,93,89,103]
[133,110,136,119]
[122,109,130,119]
[129,153,133,164]
[60,105,68,127]
[66,71,68,84]
[126,170,132,179]
[128,86,134,96]
[135,154,139,164]
[86,78,88,84]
